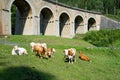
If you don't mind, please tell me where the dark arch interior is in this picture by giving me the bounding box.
[88,18,96,31]
[75,16,83,33]
[59,13,69,36]
[11,0,32,35]
[40,8,53,35]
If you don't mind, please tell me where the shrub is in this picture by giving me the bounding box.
[83,29,120,47]
[73,29,120,47]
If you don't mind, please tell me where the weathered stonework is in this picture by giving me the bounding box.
[0,0,102,38]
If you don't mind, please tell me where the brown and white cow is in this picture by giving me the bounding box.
[64,48,76,64]
[79,51,90,62]
[46,48,56,58]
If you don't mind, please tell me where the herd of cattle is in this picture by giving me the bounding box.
[12,42,90,63]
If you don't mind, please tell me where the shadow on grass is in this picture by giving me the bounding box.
[0,62,9,66]
[0,66,56,80]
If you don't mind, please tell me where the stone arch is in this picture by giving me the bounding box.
[39,7,54,35]
[8,0,35,35]
[74,15,84,34]
[59,12,70,37]
[88,17,96,31]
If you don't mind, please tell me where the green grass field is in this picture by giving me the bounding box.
[0,35,120,80]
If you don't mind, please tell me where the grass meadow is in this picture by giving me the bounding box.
[0,35,120,80]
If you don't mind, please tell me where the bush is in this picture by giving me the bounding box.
[84,30,113,47]
[84,29,120,47]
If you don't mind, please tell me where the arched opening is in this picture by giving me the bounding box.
[88,18,96,31]
[40,8,54,35]
[11,0,32,35]
[74,16,84,34]
[59,13,70,37]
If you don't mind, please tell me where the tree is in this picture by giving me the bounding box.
[95,0,104,12]
[56,0,120,14]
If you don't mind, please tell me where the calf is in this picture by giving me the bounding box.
[79,51,90,62]
[64,48,76,64]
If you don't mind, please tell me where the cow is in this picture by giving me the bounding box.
[12,45,28,55]
[46,48,56,58]
[64,48,76,64]
[33,45,48,59]
[30,42,47,52]
[79,51,90,62]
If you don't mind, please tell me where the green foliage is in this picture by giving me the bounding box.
[105,14,120,21]
[83,29,120,47]
[57,0,120,15]
[74,29,120,47]
[83,30,112,47]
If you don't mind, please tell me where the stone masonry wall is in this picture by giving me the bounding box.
[100,16,120,29]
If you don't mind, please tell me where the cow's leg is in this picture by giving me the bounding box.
[45,52,49,59]
[64,55,69,62]
[69,59,71,63]
[34,51,37,56]
[38,53,43,59]
[71,59,74,64]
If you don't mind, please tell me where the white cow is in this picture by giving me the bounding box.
[12,45,28,55]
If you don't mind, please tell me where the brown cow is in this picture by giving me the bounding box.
[30,42,47,52]
[33,45,48,59]
[79,51,90,62]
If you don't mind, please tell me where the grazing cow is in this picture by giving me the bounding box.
[79,51,90,62]
[30,42,47,52]
[33,45,48,59]
[46,48,56,58]
[64,48,76,64]
[12,45,28,55]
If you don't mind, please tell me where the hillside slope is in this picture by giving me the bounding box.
[0,35,120,80]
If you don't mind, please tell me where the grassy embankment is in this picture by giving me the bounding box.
[0,35,120,80]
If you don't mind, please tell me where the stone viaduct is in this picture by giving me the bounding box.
[0,0,101,38]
